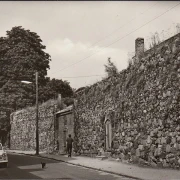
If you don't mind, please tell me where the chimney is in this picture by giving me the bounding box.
[135,38,144,59]
[57,94,63,110]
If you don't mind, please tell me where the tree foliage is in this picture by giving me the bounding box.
[104,57,118,77]
[0,26,50,82]
[38,78,74,102]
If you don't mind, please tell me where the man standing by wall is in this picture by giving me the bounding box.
[66,134,73,157]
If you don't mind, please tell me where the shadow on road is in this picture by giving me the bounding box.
[0,153,62,179]
[8,153,60,167]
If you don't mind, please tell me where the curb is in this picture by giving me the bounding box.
[8,151,144,180]
[40,155,143,180]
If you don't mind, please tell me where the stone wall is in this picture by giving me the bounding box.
[74,33,180,168]
[10,100,57,153]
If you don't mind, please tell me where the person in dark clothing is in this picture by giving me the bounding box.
[66,134,73,157]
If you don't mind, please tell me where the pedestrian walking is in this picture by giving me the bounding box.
[66,134,73,157]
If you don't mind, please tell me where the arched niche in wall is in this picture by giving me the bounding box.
[104,116,112,150]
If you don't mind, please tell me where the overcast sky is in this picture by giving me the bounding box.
[0,1,179,89]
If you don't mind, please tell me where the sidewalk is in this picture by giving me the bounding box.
[7,150,180,180]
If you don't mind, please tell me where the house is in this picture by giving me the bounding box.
[55,105,74,154]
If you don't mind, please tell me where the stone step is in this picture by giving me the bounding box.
[95,155,108,160]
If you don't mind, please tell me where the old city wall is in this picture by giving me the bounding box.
[10,100,57,153]
[75,33,180,167]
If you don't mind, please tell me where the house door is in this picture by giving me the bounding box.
[63,118,68,153]
[105,120,112,150]
[63,129,67,152]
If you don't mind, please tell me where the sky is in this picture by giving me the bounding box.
[0,1,179,89]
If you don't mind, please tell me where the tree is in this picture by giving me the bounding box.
[0,26,51,108]
[0,26,52,139]
[0,26,51,82]
[63,97,74,107]
[38,78,74,103]
[104,57,118,77]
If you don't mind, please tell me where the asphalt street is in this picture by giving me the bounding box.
[0,153,136,180]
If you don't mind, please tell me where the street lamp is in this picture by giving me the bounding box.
[21,71,39,155]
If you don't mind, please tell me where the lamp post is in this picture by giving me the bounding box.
[35,71,39,155]
[21,71,39,155]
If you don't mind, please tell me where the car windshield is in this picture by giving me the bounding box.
[0,144,2,150]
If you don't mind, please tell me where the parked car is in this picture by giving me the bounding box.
[0,143,8,167]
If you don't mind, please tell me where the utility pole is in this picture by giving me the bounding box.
[35,71,39,155]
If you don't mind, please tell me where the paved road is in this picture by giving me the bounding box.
[0,153,137,180]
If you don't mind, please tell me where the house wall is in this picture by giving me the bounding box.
[74,33,180,168]
[56,112,74,154]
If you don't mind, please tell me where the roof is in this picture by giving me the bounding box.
[56,105,73,116]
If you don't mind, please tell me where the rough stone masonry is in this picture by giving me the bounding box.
[10,100,57,153]
[74,33,180,168]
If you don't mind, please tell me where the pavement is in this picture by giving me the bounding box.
[7,150,180,180]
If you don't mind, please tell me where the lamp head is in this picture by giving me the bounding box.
[21,81,32,84]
